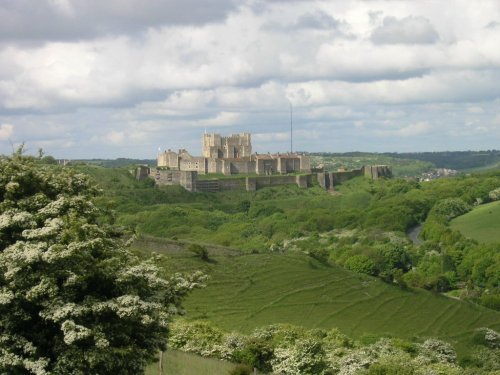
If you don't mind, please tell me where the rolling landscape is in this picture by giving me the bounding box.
[2,1,500,374]
[2,148,500,374]
[69,153,499,374]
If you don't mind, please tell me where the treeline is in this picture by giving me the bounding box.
[170,320,500,375]
[72,158,156,167]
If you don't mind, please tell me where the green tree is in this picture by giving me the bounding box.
[0,154,204,374]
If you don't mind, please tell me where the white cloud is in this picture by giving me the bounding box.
[105,131,125,145]
[467,106,484,114]
[396,121,431,137]
[204,111,240,126]
[0,123,13,140]
[374,122,431,137]
[48,0,75,17]
[371,16,439,45]
[254,132,290,142]
[2,0,500,157]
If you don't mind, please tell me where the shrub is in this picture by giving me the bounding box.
[169,320,224,357]
[308,247,330,263]
[188,243,209,261]
[430,198,471,220]
[418,338,457,364]
[228,363,253,375]
[345,255,377,275]
[271,338,328,375]
[488,187,500,201]
[233,337,274,372]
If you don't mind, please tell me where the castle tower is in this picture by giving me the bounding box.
[202,133,223,158]
[202,133,251,159]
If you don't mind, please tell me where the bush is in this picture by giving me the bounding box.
[430,198,471,220]
[480,294,500,311]
[169,320,224,357]
[308,247,330,263]
[228,363,253,375]
[188,243,209,261]
[233,337,274,372]
[488,187,500,201]
[271,338,328,375]
[345,255,377,275]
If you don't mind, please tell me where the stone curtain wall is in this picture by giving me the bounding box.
[144,165,391,193]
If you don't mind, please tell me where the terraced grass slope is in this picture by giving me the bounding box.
[135,237,500,355]
[450,200,500,243]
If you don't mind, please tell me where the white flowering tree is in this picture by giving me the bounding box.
[0,154,204,374]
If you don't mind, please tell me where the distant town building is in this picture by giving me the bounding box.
[419,168,458,181]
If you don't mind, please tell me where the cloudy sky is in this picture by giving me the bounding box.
[1,0,500,158]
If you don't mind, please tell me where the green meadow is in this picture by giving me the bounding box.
[450,200,500,243]
[134,236,500,356]
[144,350,234,375]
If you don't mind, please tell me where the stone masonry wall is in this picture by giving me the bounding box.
[147,165,390,193]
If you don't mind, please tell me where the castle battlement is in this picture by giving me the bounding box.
[158,132,310,176]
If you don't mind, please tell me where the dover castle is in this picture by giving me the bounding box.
[137,132,391,192]
[158,133,311,175]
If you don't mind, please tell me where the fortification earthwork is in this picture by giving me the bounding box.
[136,132,392,192]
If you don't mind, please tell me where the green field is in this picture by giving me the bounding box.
[144,350,235,375]
[135,237,500,356]
[450,200,500,243]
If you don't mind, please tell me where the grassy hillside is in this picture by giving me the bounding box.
[450,200,500,243]
[134,236,500,356]
[74,164,500,362]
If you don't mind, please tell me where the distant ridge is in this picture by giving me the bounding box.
[72,158,156,167]
[312,150,500,170]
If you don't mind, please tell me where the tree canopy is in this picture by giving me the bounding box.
[0,154,203,374]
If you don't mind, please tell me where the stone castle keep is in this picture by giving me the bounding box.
[138,132,392,192]
[157,133,311,175]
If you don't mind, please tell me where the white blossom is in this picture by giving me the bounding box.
[0,288,14,305]
[61,320,92,345]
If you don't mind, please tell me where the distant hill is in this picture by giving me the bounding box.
[451,200,500,243]
[384,150,500,170]
[311,150,500,175]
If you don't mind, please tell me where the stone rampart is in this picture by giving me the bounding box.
[147,165,391,193]
[195,179,220,193]
[255,175,297,189]
[135,165,150,180]
[218,178,247,191]
[153,169,182,185]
